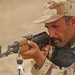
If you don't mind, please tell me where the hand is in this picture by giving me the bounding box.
[20,41,46,68]
[42,45,50,57]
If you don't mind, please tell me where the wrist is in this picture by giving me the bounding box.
[33,52,46,68]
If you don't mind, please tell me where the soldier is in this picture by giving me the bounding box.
[21,0,75,75]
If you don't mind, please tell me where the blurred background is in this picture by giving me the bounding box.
[0,0,48,75]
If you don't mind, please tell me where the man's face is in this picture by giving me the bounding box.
[45,17,75,48]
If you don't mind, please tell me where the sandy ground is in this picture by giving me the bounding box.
[0,0,48,75]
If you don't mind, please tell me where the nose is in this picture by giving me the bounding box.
[48,29,56,38]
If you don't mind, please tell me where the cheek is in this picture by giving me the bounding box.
[62,28,74,43]
[56,26,70,39]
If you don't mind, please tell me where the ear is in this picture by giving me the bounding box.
[70,16,75,27]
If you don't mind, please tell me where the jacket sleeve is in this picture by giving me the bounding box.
[31,58,75,75]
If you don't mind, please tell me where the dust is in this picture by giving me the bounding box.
[0,0,47,75]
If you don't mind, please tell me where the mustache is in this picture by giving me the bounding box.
[51,37,62,42]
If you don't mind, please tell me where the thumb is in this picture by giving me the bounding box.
[28,40,38,48]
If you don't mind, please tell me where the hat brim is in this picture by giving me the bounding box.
[34,14,64,23]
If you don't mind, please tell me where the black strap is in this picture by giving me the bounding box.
[55,48,75,68]
[51,44,75,68]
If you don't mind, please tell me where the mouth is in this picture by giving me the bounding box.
[51,37,62,43]
[54,40,59,43]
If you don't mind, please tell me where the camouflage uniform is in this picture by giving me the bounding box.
[31,43,75,75]
[31,0,75,75]
[31,59,75,75]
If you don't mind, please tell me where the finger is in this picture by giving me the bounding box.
[21,49,31,55]
[42,50,48,55]
[42,45,50,51]
[21,54,32,59]
[20,50,34,59]
[28,40,38,48]
[41,51,47,56]
[45,45,50,50]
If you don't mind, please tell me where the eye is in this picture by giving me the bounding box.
[51,24,58,28]
[45,25,48,29]
[45,24,59,29]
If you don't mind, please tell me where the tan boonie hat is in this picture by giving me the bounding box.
[34,0,75,23]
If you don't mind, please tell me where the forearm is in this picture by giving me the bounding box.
[33,52,46,69]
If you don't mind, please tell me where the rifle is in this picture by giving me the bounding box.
[0,31,50,58]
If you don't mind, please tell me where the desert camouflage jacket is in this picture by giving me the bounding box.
[31,43,75,75]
